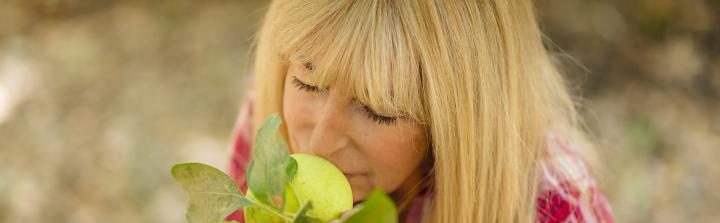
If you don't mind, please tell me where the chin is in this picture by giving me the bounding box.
[352,189,370,203]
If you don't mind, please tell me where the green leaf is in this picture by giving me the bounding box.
[291,201,321,223]
[341,188,398,223]
[247,113,292,209]
[286,156,298,182]
[246,161,255,188]
[171,163,253,223]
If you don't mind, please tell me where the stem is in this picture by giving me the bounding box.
[249,201,293,222]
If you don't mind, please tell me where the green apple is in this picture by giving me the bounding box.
[244,154,353,223]
[288,154,353,221]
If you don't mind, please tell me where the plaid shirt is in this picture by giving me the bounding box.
[225,94,614,223]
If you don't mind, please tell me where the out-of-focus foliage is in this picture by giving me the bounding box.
[0,0,266,222]
[537,0,719,222]
[0,0,717,222]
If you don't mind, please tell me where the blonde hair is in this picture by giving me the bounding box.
[248,0,597,222]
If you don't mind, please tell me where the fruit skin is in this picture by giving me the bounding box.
[244,154,353,223]
[288,154,353,222]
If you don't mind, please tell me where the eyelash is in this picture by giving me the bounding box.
[291,77,322,93]
[360,105,398,125]
[291,75,398,125]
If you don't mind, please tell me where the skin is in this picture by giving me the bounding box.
[282,60,430,205]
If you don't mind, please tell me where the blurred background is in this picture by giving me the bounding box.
[0,0,717,222]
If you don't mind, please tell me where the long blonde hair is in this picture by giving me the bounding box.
[248,0,595,222]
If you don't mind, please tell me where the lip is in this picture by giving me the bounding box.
[340,168,368,175]
[342,172,368,177]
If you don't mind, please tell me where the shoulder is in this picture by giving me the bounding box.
[225,92,255,223]
[536,133,614,223]
[228,92,255,191]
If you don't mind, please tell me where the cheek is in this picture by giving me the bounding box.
[283,78,322,153]
[361,127,427,191]
[282,81,314,153]
[283,82,302,120]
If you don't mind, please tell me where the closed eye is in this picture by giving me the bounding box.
[360,105,399,125]
[291,76,325,93]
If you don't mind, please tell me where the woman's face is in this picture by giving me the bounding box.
[282,61,429,202]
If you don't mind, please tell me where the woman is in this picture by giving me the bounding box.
[227,0,613,222]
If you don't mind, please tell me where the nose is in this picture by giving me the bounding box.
[308,92,351,158]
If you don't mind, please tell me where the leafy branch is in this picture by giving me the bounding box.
[172,113,398,223]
